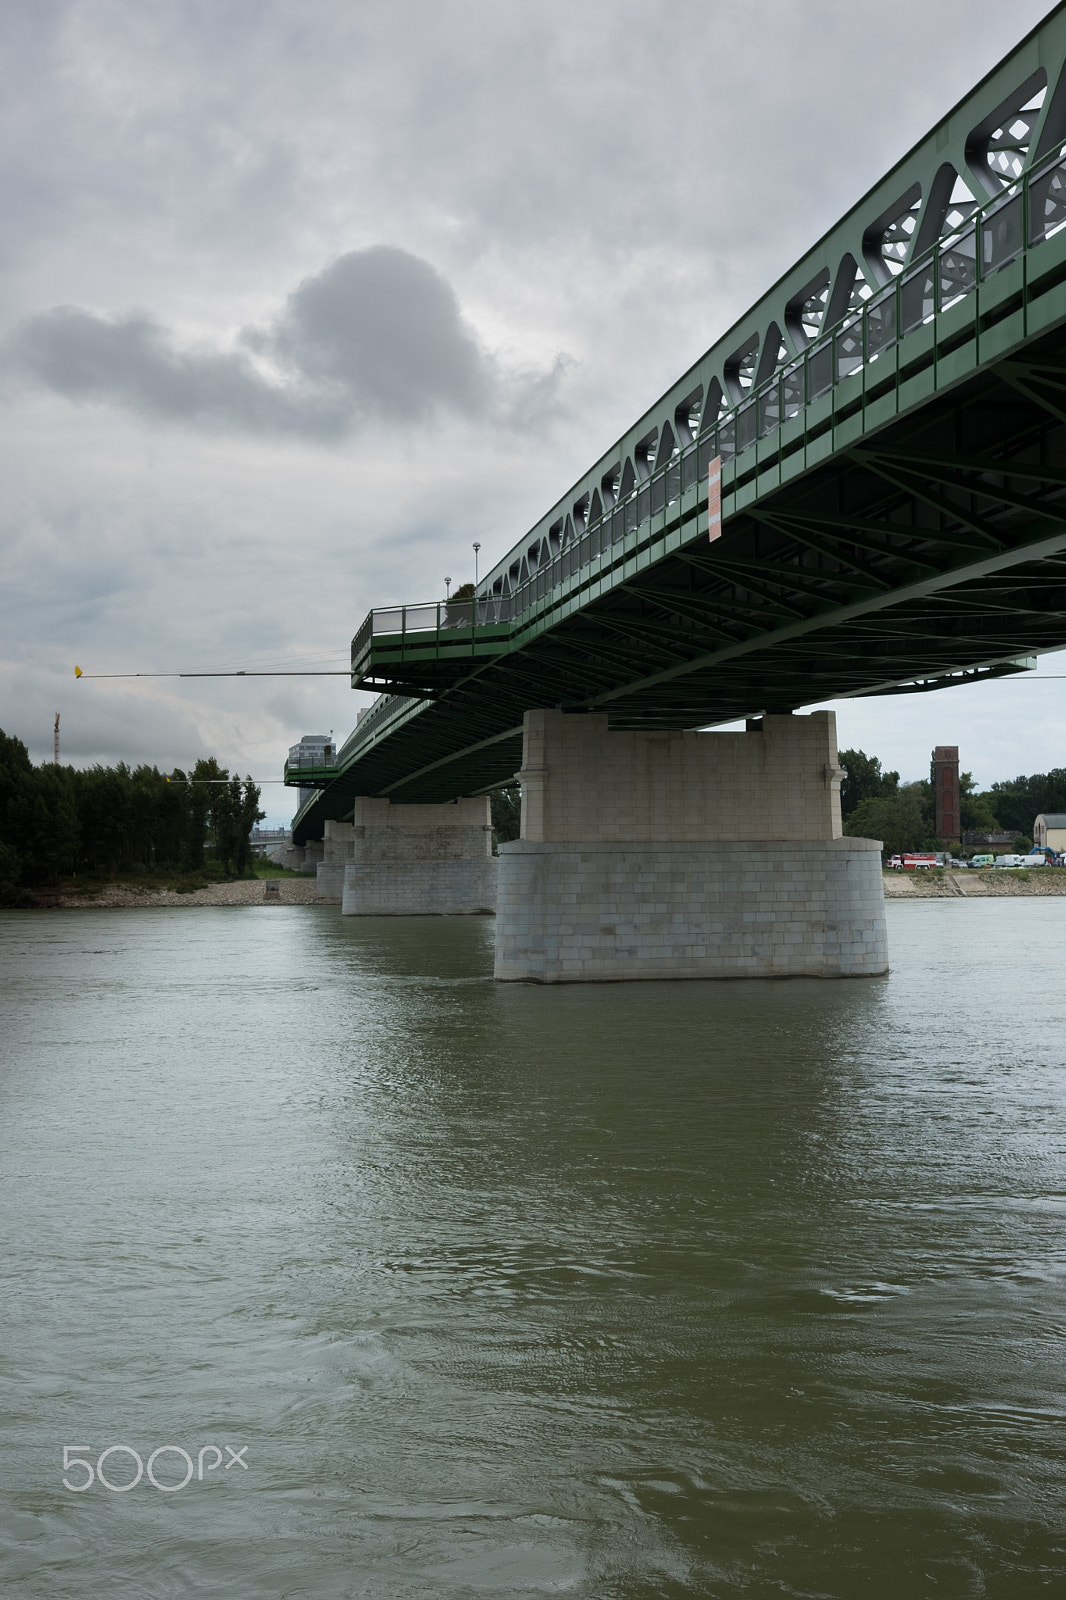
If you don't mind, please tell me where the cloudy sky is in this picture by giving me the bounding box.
[1,0,1061,823]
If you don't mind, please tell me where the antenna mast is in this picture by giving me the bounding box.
[54,712,60,765]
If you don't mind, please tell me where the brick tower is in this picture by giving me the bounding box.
[931,745,960,844]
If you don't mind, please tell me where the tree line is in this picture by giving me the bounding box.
[839,747,1066,855]
[0,730,264,904]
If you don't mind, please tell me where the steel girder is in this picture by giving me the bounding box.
[295,331,1066,833]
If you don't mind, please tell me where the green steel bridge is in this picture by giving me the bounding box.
[292,4,1066,842]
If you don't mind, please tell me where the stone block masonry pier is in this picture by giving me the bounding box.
[341,797,497,916]
[316,820,355,903]
[494,709,887,983]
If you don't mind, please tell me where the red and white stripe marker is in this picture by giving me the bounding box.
[707,457,722,542]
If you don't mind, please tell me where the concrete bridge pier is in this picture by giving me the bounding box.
[494,709,887,983]
[341,797,497,915]
[316,819,355,902]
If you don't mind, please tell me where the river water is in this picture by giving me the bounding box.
[1,900,1065,1598]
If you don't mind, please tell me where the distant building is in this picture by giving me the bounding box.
[287,732,334,811]
[1034,813,1066,851]
[962,830,1016,850]
[931,745,960,842]
[250,827,291,857]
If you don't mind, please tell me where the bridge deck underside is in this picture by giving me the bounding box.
[293,323,1066,834]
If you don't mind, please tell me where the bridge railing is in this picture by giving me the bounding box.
[351,142,1066,674]
[351,598,515,669]
[283,748,339,787]
[488,145,1066,621]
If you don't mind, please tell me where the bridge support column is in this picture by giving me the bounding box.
[494,710,887,983]
[268,841,307,871]
[341,797,497,915]
[316,820,355,902]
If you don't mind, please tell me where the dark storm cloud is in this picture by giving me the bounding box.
[266,248,488,418]
[5,246,556,437]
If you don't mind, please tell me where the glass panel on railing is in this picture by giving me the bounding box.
[650,473,665,515]
[636,484,650,524]
[757,382,780,438]
[900,265,934,333]
[807,342,832,399]
[982,189,1024,275]
[697,434,718,477]
[681,445,698,491]
[782,363,803,419]
[836,320,863,381]
[373,608,404,635]
[736,401,757,452]
[578,532,591,566]
[440,600,472,629]
[938,225,977,308]
[865,288,897,359]
[1030,154,1066,243]
[408,603,442,632]
[717,419,735,463]
[666,460,681,502]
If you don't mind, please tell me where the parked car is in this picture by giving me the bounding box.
[968,854,995,868]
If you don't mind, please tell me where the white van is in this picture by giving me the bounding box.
[993,854,1033,868]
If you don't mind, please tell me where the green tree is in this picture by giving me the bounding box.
[839,749,899,821]
[213,775,243,874]
[959,772,1001,834]
[490,784,521,845]
[235,779,264,875]
[0,838,25,906]
[983,769,1066,835]
[843,786,930,854]
[183,758,228,871]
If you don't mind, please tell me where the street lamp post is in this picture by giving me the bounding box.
[473,543,481,587]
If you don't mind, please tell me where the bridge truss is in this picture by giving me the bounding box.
[293,3,1066,834]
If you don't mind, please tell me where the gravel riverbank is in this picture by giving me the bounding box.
[40,878,322,908]
[29,870,1066,908]
[882,869,1066,897]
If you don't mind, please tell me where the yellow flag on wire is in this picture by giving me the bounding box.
[74,666,82,677]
